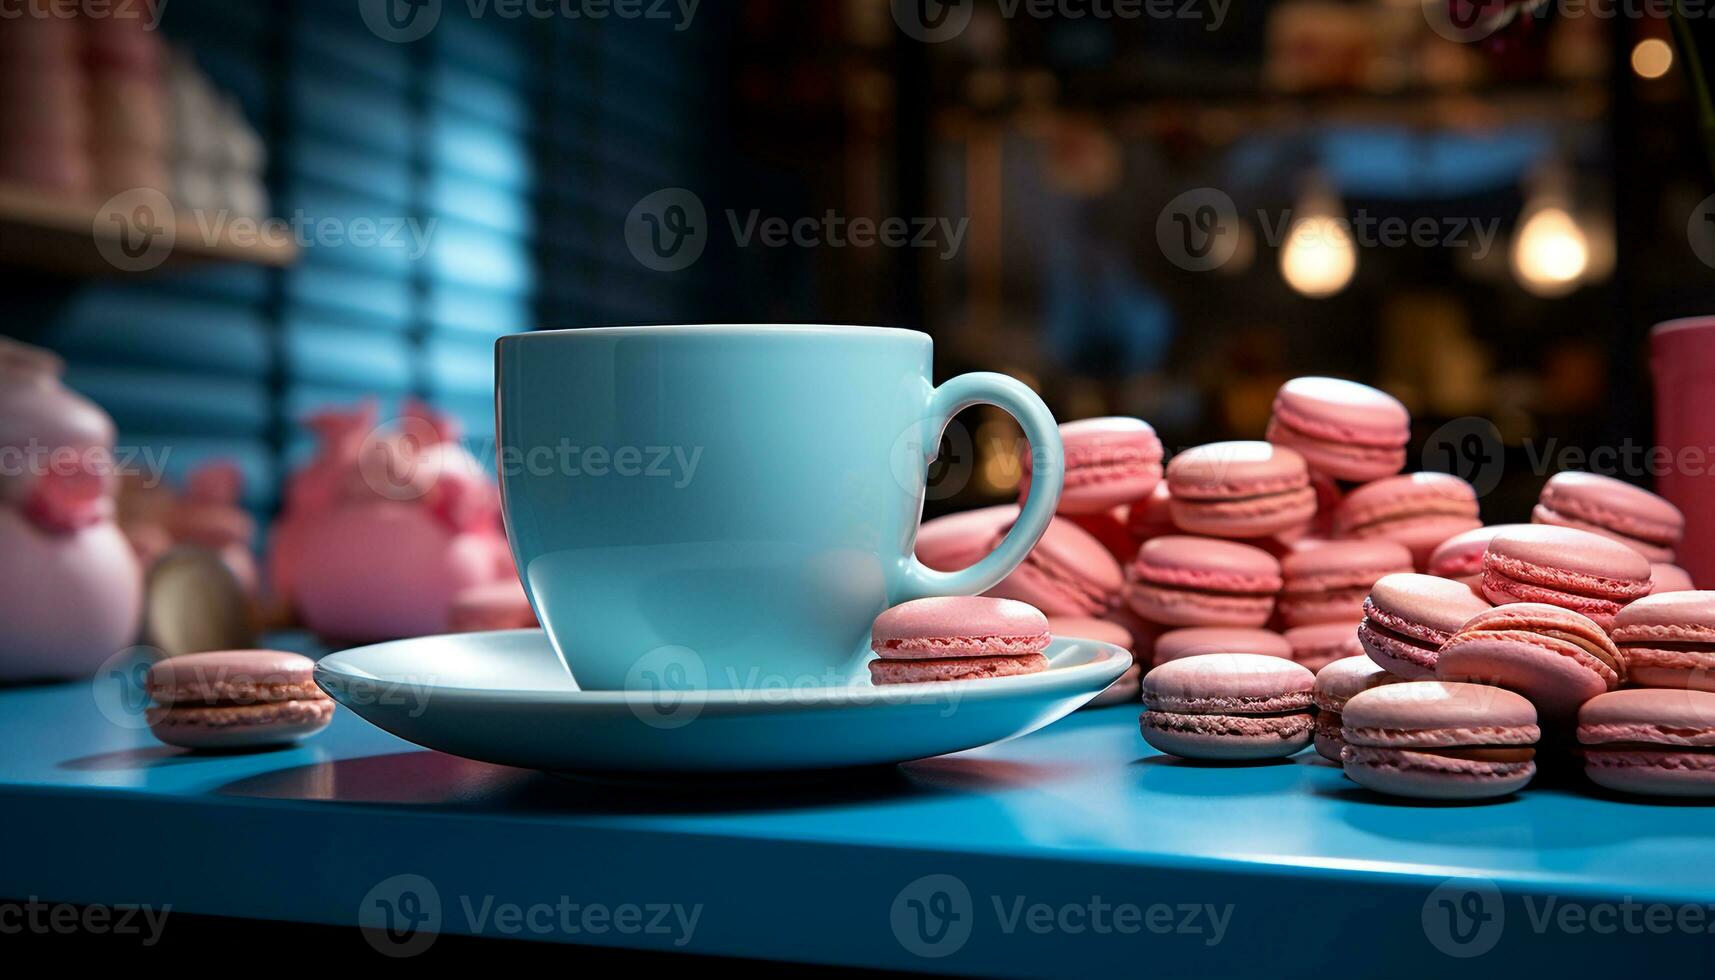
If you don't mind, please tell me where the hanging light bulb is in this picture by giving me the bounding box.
[1511,166,1589,298]
[1280,182,1356,298]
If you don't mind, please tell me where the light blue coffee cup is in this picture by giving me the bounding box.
[495,324,1063,692]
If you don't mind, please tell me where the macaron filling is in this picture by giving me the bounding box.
[875,632,1051,659]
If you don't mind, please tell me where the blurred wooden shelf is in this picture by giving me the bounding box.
[0,183,299,278]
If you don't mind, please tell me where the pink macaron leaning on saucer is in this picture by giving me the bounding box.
[1577,688,1715,797]
[1437,603,1624,724]
[868,597,1051,685]
[1140,653,1315,760]
[1278,539,1413,627]
[987,517,1123,617]
[1533,471,1684,563]
[1480,525,1652,630]
[1266,377,1411,483]
[1358,573,1491,679]
[1125,536,1283,628]
[1311,655,1401,762]
[1341,682,1540,800]
[1151,626,1291,666]
[1166,442,1317,539]
[1048,616,1141,707]
[1023,417,1164,515]
[1609,591,1715,692]
[1334,473,1482,569]
[146,651,336,750]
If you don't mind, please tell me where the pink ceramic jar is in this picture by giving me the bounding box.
[273,400,513,642]
[0,340,142,681]
[1652,318,1715,588]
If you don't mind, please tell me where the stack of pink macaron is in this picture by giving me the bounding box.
[1333,468,1711,798]
[0,3,91,196]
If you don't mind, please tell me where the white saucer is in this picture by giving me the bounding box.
[314,630,1131,773]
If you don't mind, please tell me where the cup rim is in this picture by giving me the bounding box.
[499,323,928,344]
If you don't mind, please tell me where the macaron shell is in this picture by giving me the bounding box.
[1533,504,1676,563]
[872,597,1051,659]
[1312,654,1400,713]
[1314,711,1346,762]
[1036,417,1165,514]
[1279,540,1413,626]
[1535,471,1684,557]
[1576,688,1715,743]
[914,505,1019,572]
[1267,377,1410,482]
[1581,752,1715,797]
[1437,603,1622,722]
[1426,525,1526,581]
[1651,563,1697,594]
[1343,745,1535,800]
[1141,711,1313,760]
[1335,474,1482,567]
[1125,482,1176,541]
[1341,681,1539,749]
[1285,621,1363,673]
[1152,626,1292,665]
[1170,486,1318,539]
[988,518,1123,617]
[1046,615,1133,650]
[1141,653,1314,714]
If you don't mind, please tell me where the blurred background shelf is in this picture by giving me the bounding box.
[0,183,298,278]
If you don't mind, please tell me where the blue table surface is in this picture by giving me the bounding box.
[3,651,1713,975]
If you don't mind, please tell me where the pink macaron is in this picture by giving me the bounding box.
[1334,473,1483,568]
[1140,653,1316,760]
[1341,682,1540,799]
[1049,615,1141,707]
[1024,417,1164,515]
[1286,621,1363,674]
[1068,507,1142,565]
[1577,688,1715,796]
[1533,471,1684,563]
[1426,525,1528,591]
[1358,573,1492,679]
[1651,563,1697,595]
[987,517,1123,617]
[914,505,1019,572]
[1125,536,1282,628]
[1266,377,1411,483]
[1152,626,1292,667]
[448,579,538,633]
[146,651,336,750]
[1278,539,1414,627]
[868,597,1051,685]
[1481,525,1652,630]
[1610,591,1715,692]
[1311,655,1401,761]
[1125,482,1177,543]
[1437,603,1624,724]
[1166,441,1317,539]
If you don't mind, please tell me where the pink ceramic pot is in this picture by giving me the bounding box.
[0,340,142,681]
[0,509,141,680]
[1652,318,1715,587]
[292,500,497,642]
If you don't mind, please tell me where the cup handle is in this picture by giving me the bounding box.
[894,372,1063,603]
